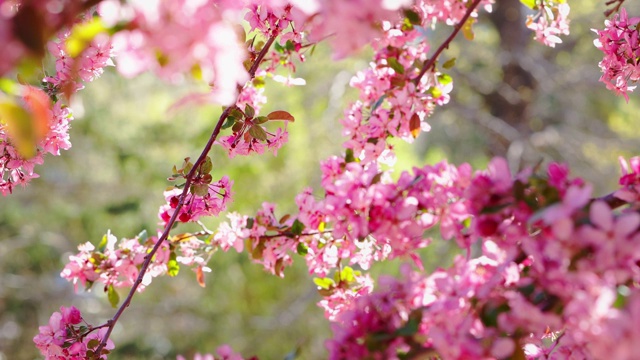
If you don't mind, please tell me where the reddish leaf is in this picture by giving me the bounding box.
[196,265,206,288]
[267,110,295,122]
[22,86,51,140]
[409,113,421,139]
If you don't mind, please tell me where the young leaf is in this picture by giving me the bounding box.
[190,183,209,197]
[107,285,119,308]
[462,18,475,41]
[199,156,213,174]
[66,17,107,57]
[244,104,255,118]
[313,277,335,289]
[168,252,180,277]
[296,242,308,255]
[409,113,421,139]
[222,117,235,129]
[442,57,456,69]
[403,9,421,25]
[248,125,267,141]
[196,265,206,287]
[254,116,269,124]
[290,219,305,236]
[387,57,405,75]
[230,108,244,120]
[520,0,537,9]
[266,110,295,122]
[232,121,244,133]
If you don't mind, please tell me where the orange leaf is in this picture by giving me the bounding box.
[267,110,295,122]
[23,86,51,140]
[196,265,206,288]
[409,113,421,139]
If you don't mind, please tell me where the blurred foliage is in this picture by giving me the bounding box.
[3,1,640,359]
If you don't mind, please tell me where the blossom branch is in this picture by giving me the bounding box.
[414,0,482,85]
[92,31,282,357]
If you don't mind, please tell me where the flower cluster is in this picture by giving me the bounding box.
[100,0,248,105]
[177,344,249,360]
[160,157,234,225]
[212,203,302,277]
[594,7,640,100]
[61,231,170,293]
[1,20,113,195]
[295,159,472,273]
[324,157,640,359]
[525,1,571,47]
[217,106,292,158]
[33,306,114,360]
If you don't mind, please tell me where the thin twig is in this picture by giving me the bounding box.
[414,0,483,85]
[92,29,283,357]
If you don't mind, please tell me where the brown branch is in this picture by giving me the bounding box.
[92,30,283,358]
[595,192,628,210]
[414,0,483,85]
[604,0,627,17]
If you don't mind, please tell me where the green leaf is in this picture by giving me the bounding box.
[137,229,148,242]
[387,57,405,74]
[190,183,209,197]
[168,252,180,276]
[340,266,356,282]
[313,277,335,289]
[87,339,100,349]
[222,117,235,129]
[230,108,244,120]
[0,78,19,95]
[107,285,119,308]
[183,159,194,174]
[254,116,269,124]
[246,218,255,229]
[614,285,631,309]
[98,234,108,251]
[345,148,356,163]
[200,156,213,174]
[520,0,537,9]
[462,17,475,41]
[248,125,267,141]
[442,57,456,69]
[0,99,38,158]
[438,74,453,86]
[232,121,244,133]
[290,219,305,236]
[403,9,421,25]
[66,17,107,57]
[244,104,255,118]
[296,242,308,255]
[395,310,422,336]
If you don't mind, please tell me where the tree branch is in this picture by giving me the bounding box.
[92,30,283,358]
[414,0,483,85]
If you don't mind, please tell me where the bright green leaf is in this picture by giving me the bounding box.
[66,17,107,57]
[520,0,537,9]
[290,219,305,236]
[107,285,120,308]
[313,277,335,289]
[296,242,308,255]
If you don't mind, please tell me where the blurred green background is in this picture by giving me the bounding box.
[3,0,640,359]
